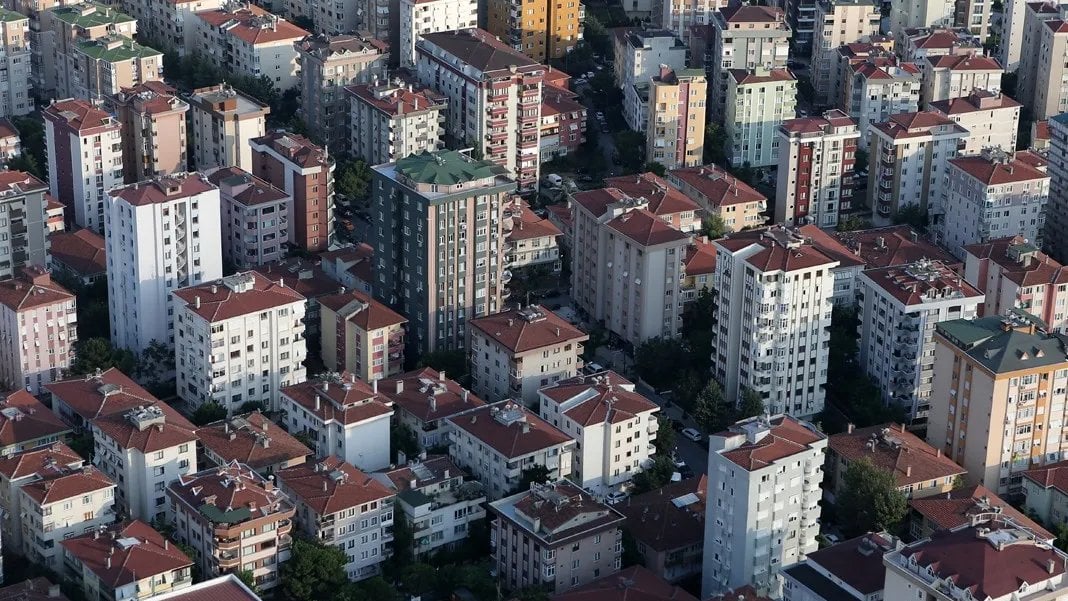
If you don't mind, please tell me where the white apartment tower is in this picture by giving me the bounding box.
[928,89,1021,155]
[712,226,838,418]
[702,415,827,598]
[398,0,477,68]
[173,271,307,414]
[105,173,223,353]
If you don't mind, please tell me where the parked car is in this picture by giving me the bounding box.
[681,428,703,443]
[671,420,685,432]
[605,491,629,505]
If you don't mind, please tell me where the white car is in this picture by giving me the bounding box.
[605,491,629,505]
[681,427,702,442]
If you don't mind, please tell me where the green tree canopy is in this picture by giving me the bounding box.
[631,454,675,494]
[692,380,730,434]
[190,402,228,426]
[415,350,469,386]
[836,458,908,536]
[701,214,729,239]
[516,465,552,493]
[279,539,348,601]
[736,388,766,420]
[70,338,137,376]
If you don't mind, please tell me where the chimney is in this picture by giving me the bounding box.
[439,371,446,381]
[906,465,912,477]
[106,557,111,569]
[429,396,437,412]
[195,296,201,309]
[936,448,942,457]
[315,395,321,411]
[463,389,469,402]
[372,379,378,394]
[1048,558,1057,574]
[522,422,530,434]
[396,381,404,394]
[322,480,328,492]
[847,423,854,434]
[48,585,61,598]
[323,381,329,391]
[899,423,906,433]
[164,539,169,550]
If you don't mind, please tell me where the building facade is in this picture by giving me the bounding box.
[963,236,1068,333]
[189,84,269,172]
[110,81,189,184]
[725,68,796,168]
[709,5,791,121]
[485,0,582,61]
[346,82,446,167]
[250,132,335,253]
[0,267,76,394]
[208,166,290,269]
[775,110,859,228]
[397,0,477,68]
[318,289,407,382]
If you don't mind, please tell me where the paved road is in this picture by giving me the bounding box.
[637,383,709,476]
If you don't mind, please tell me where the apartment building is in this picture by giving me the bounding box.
[682,237,716,304]
[540,86,586,161]
[447,401,573,499]
[61,520,193,601]
[0,10,31,118]
[661,0,722,43]
[189,84,269,172]
[70,36,162,101]
[569,189,691,346]
[832,43,893,107]
[902,27,979,62]
[47,228,106,286]
[254,257,344,353]
[379,367,484,449]
[781,532,898,601]
[44,368,159,431]
[843,59,922,146]
[724,68,795,168]
[928,89,1020,154]
[709,5,791,121]
[0,443,83,556]
[600,173,701,233]
[667,165,767,231]
[0,268,76,394]
[373,455,486,556]
[613,29,687,132]
[168,462,294,591]
[276,457,394,581]
[468,305,587,406]
[889,0,955,49]
[1018,462,1068,527]
[40,3,137,100]
[775,110,859,228]
[702,415,827,598]
[106,173,223,353]
[250,132,334,253]
[810,0,880,105]
[173,271,306,413]
[538,371,658,495]
[489,480,623,592]
[111,82,188,184]
[43,99,122,233]
[485,0,582,62]
[208,166,289,269]
[909,483,1048,540]
[504,198,563,271]
[196,411,310,475]
[644,67,706,170]
[19,461,115,568]
[712,227,838,418]
[920,53,1002,106]
[1015,2,1062,110]
[190,4,306,91]
[941,149,1049,260]
[1047,113,1068,264]
[0,390,69,456]
[370,150,513,353]
[318,289,407,382]
[857,260,983,423]
[296,34,388,151]
[415,29,545,192]
[134,0,223,55]
[279,373,392,471]
[616,478,705,583]
[346,82,446,166]
[928,314,1068,495]
[1022,16,1068,120]
[866,111,967,219]
[397,0,477,68]
[963,236,1068,332]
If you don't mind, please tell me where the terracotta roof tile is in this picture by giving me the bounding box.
[0,170,46,195]
[962,235,1068,287]
[172,271,305,323]
[928,90,1021,115]
[45,368,159,424]
[728,68,795,85]
[253,258,340,301]
[793,224,865,269]
[345,83,447,117]
[719,4,784,22]
[667,164,766,208]
[90,402,197,454]
[829,423,966,487]
[378,367,484,424]
[470,305,587,354]
[48,229,106,278]
[61,520,191,588]
[318,289,406,332]
[714,226,839,273]
[909,484,1051,539]
[0,267,75,311]
[168,461,293,525]
[250,132,328,170]
[0,442,83,481]
[950,154,1049,185]
[0,390,72,449]
[281,373,394,426]
[208,166,288,207]
[499,480,622,543]
[505,199,563,242]
[605,209,689,247]
[1021,459,1068,495]
[196,411,310,470]
[539,371,657,426]
[420,29,540,73]
[832,225,961,269]
[552,565,699,601]
[715,415,825,471]
[110,173,216,207]
[0,578,70,601]
[448,401,572,459]
[194,5,307,45]
[872,111,966,140]
[0,118,19,140]
[926,54,1002,70]
[43,99,119,133]
[786,532,899,596]
[377,454,469,492]
[1035,120,1051,141]
[21,463,114,505]
[603,173,699,216]
[683,237,716,276]
[276,456,393,515]
[616,477,705,553]
[142,576,259,601]
[860,260,982,307]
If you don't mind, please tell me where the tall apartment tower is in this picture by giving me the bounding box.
[712,226,838,418]
[486,0,583,61]
[0,171,48,280]
[0,267,76,394]
[189,84,269,172]
[709,5,791,121]
[702,415,827,598]
[775,110,859,228]
[110,81,189,183]
[1045,112,1068,263]
[890,0,955,49]
[105,173,223,352]
[415,29,545,193]
[43,99,123,233]
[0,10,32,117]
[661,0,725,43]
[370,150,515,353]
[810,0,880,106]
[725,68,797,168]
[346,83,447,166]
[646,66,706,170]
[249,132,334,253]
[397,0,477,67]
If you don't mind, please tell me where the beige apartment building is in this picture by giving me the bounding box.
[0,267,76,396]
[40,3,137,100]
[0,9,31,117]
[111,81,189,182]
[709,5,791,121]
[189,84,269,171]
[920,53,1003,107]
[318,288,407,382]
[468,305,587,406]
[928,314,1068,495]
[810,0,881,106]
[190,5,307,91]
[485,0,583,61]
[296,34,388,152]
[667,165,767,231]
[490,480,623,593]
[346,82,446,166]
[646,66,706,170]
[1026,17,1068,120]
[928,89,1020,154]
[71,35,162,101]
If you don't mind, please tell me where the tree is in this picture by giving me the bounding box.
[701,214,729,239]
[516,465,552,492]
[631,454,675,494]
[736,388,766,420]
[634,337,692,390]
[279,539,348,601]
[653,416,676,454]
[6,153,42,179]
[137,339,176,398]
[239,400,268,413]
[853,148,869,174]
[388,511,414,570]
[70,338,137,376]
[335,159,372,206]
[836,214,871,232]
[613,130,647,173]
[398,563,439,597]
[12,116,47,180]
[692,380,730,434]
[514,587,550,601]
[338,577,401,601]
[391,422,420,463]
[190,402,228,426]
[69,431,94,461]
[235,570,258,594]
[836,458,908,536]
[643,161,666,176]
[893,204,929,233]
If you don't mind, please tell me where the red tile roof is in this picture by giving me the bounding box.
[0,266,75,311]
[668,164,767,208]
[539,371,657,426]
[797,532,900,596]
[470,305,587,354]
[281,373,393,426]
[928,91,1021,115]
[716,415,825,471]
[45,368,159,423]
[794,224,865,269]
[714,226,839,273]
[48,229,107,278]
[43,99,118,133]
[829,423,966,487]
[780,109,857,134]
[505,199,563,242]
[1021,459,1068,495]
[0,578,70,601]
[172,271,305,322]
[110,173,216,206]
[168,461,293,525]
[0,390,72,449]
[872,111,965,140]
[909,484,1052,539]
[196,411,310,470]
[1035,120,1051,141]
[728,68,795,85]
[144,576,259,601]
[90,402,197,453]
[448,401,572,459]
[318,289,407,332]
[20,463,114,505]
[194,5,307,45]
[276,456,393,515]
[572,187,632,218]
[683,237,717,276]
[0,170,46,195]
[720,4,784,22]
[420,29,540,74]
[345,83,447,117]
[502,480,623,543]
[250,131,329,170]
[378,454,470,492]
[61,520,191,588]
[860,260,982,307]
[0,118,19,140]
[950,154,1049,185]
[114,81,188,116]
[926,54,1002,70]
[963,235,1068,287]
[832,225,961,269]
[0,442,83,481]
[378,367,484,424]
[208,166,288,207]
[605,209,689,247]
[552,565,698,601]
[603,173,700,216]
[253,258,340,301]
[616,477,705,553]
